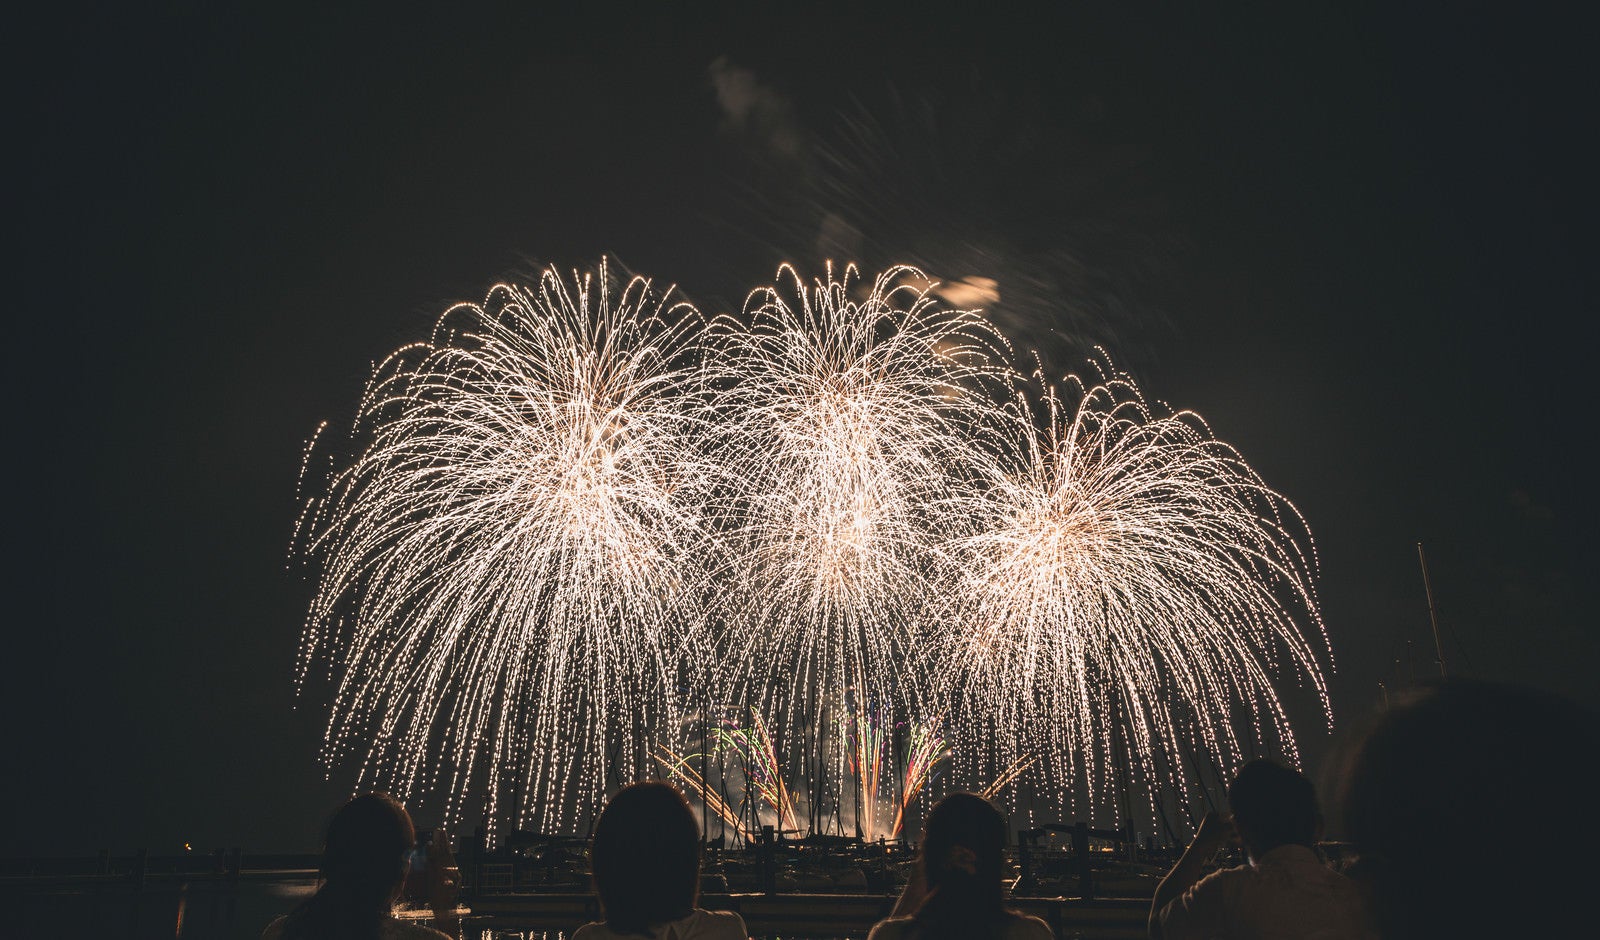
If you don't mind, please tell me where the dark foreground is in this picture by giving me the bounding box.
[8,883,1148,940]
[5,868,1150,940]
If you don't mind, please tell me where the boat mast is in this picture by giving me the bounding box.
[1416,542,1448,678]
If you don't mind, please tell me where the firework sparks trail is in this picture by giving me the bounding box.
[711,710,799,834]
[979,753,1039,803]
[655,746,753,842]
[840,707,950,840]
[843,704,892,838]
[294,263,720,834]
[838,703,902,837]
[891,719,948,838]
[942,358,1332,820]
[710,264,1013,827]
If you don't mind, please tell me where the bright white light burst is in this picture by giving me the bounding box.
[942,361,1331,819]
[295,264,718,833]
[710,264,1010,829]
[294,262,1333,838]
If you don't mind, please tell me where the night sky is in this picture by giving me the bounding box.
[12,4,1594,856]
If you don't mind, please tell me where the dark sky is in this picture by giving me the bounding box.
[12,4,1594,856]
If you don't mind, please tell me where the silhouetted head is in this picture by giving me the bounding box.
[914,792,1009,935]
[283,793,415,940]
[1339,679,1594,939]
[591,781,701,935]
[1227,759,1319,861]
[321,793,415,897]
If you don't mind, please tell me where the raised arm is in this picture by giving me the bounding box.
[1148,811,1233,939]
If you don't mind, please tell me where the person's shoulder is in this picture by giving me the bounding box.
[866,916,913,940]
[687,907,749,938]
[571,921,613,940]
[1004,911,1055,939]
[1205,859,1254,879]
[1191,860,1254,892]
[1262,845,1359,888]
[1259,843,1326,870]
[382,918,453,940]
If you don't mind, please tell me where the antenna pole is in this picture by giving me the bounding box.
[1416,542,1448,678]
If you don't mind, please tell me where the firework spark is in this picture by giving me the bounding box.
[294,263,720,833]
[978,753,1040,804]
[711,709,799,834]
[891,718,948,839]
[656,745,753,842]
[710,263,1011,829]
[942,358,1331,819]
[843,705,893,839]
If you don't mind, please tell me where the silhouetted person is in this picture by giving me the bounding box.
[264,793,456,940]
[1338,679,1594,939]
[572,781,747,940]
[1150,760,1367,940]
[869,792,1052,940]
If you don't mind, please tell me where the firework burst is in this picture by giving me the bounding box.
[294,260,1333,840]
[943,358,1331,819]
[709,263,1011,829]
[294,263,720,833]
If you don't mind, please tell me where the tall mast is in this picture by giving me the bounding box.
[1416,542,1448,678]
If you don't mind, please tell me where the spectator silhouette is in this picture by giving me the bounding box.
[572,781,747,940]
[869,792,1052,940]
[1338,679,1594,939]
[263,793,454,940]
[1150,759,1367,939]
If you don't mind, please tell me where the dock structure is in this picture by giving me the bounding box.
[469,891,1149,938]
